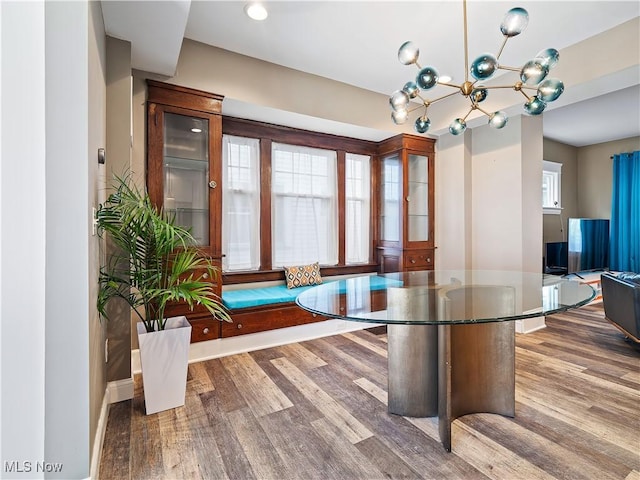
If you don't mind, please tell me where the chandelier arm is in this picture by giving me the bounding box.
[482,84,523,90]
[429,90,462,104]
[437,82,464,89]
[519,89,533,101]
[474,105,493,118]
[407,103,426,114]
[496,36,509,60]
[497,65,522,72]
[415,93,432,106]
[415,61,422,70]
[463,0,469,83]
[461,106,474,121]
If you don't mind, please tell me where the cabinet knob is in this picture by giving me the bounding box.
[411,259,416,264]
[203,327,209,335]
[203,272,209,279]
[237,323,243,329]
[208,180,217,189]
[427,257,431,263]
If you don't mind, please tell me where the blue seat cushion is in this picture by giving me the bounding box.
[222,275,402,310]
[222,284,316,310]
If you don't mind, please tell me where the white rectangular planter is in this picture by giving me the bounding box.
[137,316,192,415]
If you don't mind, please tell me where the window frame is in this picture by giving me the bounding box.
[221,116,378,284]
[542,160,562,215]
[221,134,262,272]
[271,142,339,267]
[345,152,372,264]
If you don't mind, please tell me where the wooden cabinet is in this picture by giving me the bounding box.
[146,80,225,340]
[221,305,325,338]
[376,134,435,273]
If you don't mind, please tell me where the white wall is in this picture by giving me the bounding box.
[435,132,471,269]
[471,119,524,270]
[520,115,544,274]
[1,2,105,478]
[0,2,47,474]
[435,115,543,274]
[44,1,94,477]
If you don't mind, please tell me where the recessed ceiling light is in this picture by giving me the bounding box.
[191,128,202,133]
[245,3,268,21]
[439,75,453,83]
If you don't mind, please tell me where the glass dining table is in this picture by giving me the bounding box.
[296,270,596,451]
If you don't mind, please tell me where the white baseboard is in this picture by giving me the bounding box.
[90,379,135,479]
[516,315,546,334]
[132,318,377,374]
[89,388,110,480]
[106,377,134,403]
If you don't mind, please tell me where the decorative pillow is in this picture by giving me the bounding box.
[284,262,323,289]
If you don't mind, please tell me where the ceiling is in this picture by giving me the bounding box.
[102,0,640,147]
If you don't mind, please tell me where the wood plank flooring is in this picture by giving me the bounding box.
[99,303,640,479]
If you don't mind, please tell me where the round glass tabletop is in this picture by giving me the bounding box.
[296,270,596,325]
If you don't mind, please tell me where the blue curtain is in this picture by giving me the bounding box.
[610,151,640,272]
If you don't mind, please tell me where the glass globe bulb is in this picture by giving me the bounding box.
[489,111,508,129]
[391,109,409,125]
[414,116,431,134]
[535,48,560,70]
[389,90,410,111]
[537,78,564,102]
[403,81,420,99]
[524,96,547,115]
[470,87,488,103]
[520,60,549,85]
[416,66,439,90]
[501,7,529,37]
[470,54,498,80]
[449,118,467,135]
[398,41,420,65]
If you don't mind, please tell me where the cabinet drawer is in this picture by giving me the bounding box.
[189,316,221,343]
[404,250,434,269]
[222,304,324,338]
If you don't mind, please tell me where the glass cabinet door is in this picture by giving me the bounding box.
[380,154,401,242]
[407,153,429,242]
[163,112,210,245]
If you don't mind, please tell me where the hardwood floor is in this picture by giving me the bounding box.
[99,303,640,480]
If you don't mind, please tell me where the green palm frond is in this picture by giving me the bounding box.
[96,173,230,332]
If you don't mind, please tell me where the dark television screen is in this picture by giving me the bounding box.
[568,218,610,273]
[545,241,568,274]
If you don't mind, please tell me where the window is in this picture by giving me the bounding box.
[221,118,376,280]
[542,160,562,214]
[271,143,338,267]
[345,153,371,264]
[222,135,261,271]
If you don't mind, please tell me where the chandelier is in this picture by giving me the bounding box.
[389,0,564,135]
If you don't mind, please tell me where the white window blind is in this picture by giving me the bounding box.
[222,135,261,271]
[271,143,338,267]
[345,153,371,264]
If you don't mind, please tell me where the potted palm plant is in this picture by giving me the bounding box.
[97,174,230,414]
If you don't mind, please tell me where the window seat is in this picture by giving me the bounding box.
[220,275,399,338]
[222,284,317,310]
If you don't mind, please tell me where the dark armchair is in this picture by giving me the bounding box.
[600,272,640,343]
